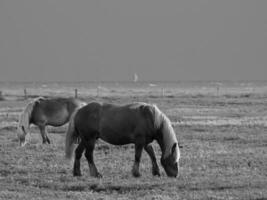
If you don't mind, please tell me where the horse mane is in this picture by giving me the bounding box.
[18,97,45,132]
[77,100,87,108]
[151,104,178,160]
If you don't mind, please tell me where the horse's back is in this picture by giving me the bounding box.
[31,98,79,126]
[101,102,153,127]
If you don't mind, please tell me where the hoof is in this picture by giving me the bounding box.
[132,170,141,177]
[73,171,82,176]
[152,170,160,176]
[46,137,51,144]
[91,172,102,178]
[43,137,51,144]
[96,173,103,178]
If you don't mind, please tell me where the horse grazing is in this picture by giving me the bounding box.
[65,102,180,178]
[17,97,86,146]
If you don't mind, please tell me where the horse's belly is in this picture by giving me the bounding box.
[48,119,67,126]
[100,130,134,145]
[47,111,69,126]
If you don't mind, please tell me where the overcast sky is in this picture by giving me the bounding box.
[0,0,266,82]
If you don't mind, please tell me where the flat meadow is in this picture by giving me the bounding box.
[0,81,266,200]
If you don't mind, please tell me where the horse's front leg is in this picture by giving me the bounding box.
[144,144,160,176]
[39,125,50,144]
[132,138,145,177]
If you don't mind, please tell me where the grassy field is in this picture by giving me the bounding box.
[0,82,267,199]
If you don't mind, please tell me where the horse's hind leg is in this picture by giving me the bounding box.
[132,138,145,177]
[73,141,85,176]
[144,144,160,176]
[84,137,102,178]
[39,125,50,144]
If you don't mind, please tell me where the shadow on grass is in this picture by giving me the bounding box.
[88,182,163,193]
[38,181,170,193]
[15,177,266,195]
[85,181,267,194]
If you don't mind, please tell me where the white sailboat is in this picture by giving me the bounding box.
[134,73,138,82]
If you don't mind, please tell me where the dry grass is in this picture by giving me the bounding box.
[0,82,267,199]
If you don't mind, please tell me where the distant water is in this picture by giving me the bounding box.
[1,80,267,89]
[1,81,267,98]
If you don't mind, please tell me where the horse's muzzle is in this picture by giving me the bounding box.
[19,138,26,147]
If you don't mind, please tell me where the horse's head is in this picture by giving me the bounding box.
[160,143,180,177]
[17,99,37,146]
[151,104,181,177]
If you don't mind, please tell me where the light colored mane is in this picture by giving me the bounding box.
[18,97,45,133]
[152,104,179,161]
[78,101,87,108]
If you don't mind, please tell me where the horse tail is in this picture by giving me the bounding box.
[65,109,79,160]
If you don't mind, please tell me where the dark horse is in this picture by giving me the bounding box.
[65,102,180,178]
[17,97,86,146]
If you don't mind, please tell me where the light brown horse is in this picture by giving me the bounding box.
[17,97,86,146]
[65,102,180,178]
